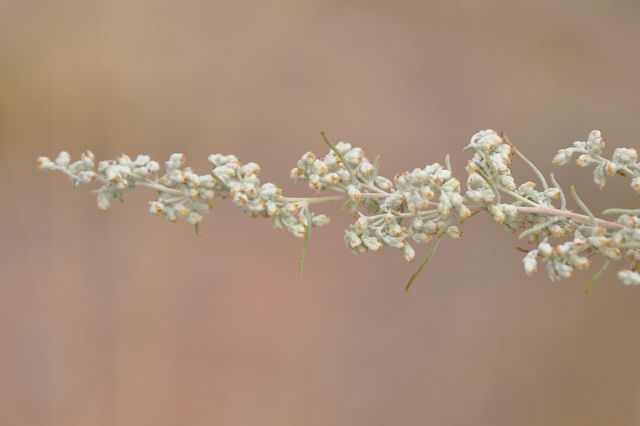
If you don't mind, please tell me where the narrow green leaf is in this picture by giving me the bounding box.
[299,205,312,275]
[405,233,445,293]
[585,259,610,295]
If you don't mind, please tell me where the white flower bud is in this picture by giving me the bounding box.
[575,154,593,167]
[97,192,111,211]
[354,217,368,231]
[374,176,393,191]
[523,251,538,276]
[344,148,364,165]
[552,149,571,166]
[345,231,364,253]
[81,151,95,168]
[166,153,185,170]
[403,244,415,262]
[446,226,462,239]
[555,242,571,256]
[232,192,248,206]
[543,188,562,200]
[321,173,340,185]
[77,171,96,183]
[309,174,321,190]
[56,151,71,167]
[311,159,328,175]
[149,201,164,215]
[556,262,573,278]
[618,269,640,285]
[116,180,129,191]
[489,204,506,223]
[291,224,306,238]
[133,167,150,178]
[105,166,121,182]
[265,201,279,217]
[613,147,638,165]
[335,141,352,154]
[587,129,604,151]
[359,161,375,177]
[117,154,131,167]
[185,211,203,225]
[284,203,299,215]
[290,167,304,181]
[437,193,452,217]
[36,156,55,170]
[602,247,621,260]
[499,175,516,190]
[625,249,640,262]
[388,223,403,237]
[347,185,361,203]
[569,254,589,269]
[631,176,640,192]
[168,170,185,184]
[134,154,150,166]
[362,236,382,251]
[538,242,553,257]
[298,152,316,167]
[457,205,471,219]
[311,214,330,227]
[550,224,565,237]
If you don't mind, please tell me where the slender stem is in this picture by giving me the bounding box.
[603,208,640,215]
[549,173,566,210]
[280,195,345,204]
[299,203,312,275]
[617,242,640,249]
[569,185,596,226]
[515,206,623,230]
[584,259,610,295]
[139,180,183,195]
[405,218,453,292]
[475,168,501,203]
[373,155,381,179]
[511,142,549,190]
[498,186,539,207]
[360,192,389,198]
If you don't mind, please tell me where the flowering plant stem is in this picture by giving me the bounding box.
[37,129,640,291]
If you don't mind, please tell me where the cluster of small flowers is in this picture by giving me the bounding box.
[290,142,388,215]
[37,151,98,187]
[37,150,331,238]
[37,151,215,225]
[209,153,329,237]
[523,227,608,280]
[546,130,640,285]
[553,129,640,191]
[523,215,640,285]
[464,129,516,201]
[289,141,467,263]
[461,129,640,287]
[344,161,466,263]
[612,215,640,285]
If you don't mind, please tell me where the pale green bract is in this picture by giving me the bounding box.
[37,129,640,293]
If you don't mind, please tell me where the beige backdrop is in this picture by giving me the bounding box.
[2,0,640,425]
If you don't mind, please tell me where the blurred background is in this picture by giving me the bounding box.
[2,0,640,424]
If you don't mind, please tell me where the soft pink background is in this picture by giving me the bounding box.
[2,1,640,425]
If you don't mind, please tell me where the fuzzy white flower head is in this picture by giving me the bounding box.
[523,251,538,276]
[619,270,640,285]
[468,129,503,151]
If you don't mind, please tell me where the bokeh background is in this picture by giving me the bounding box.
[2,0,640,424]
